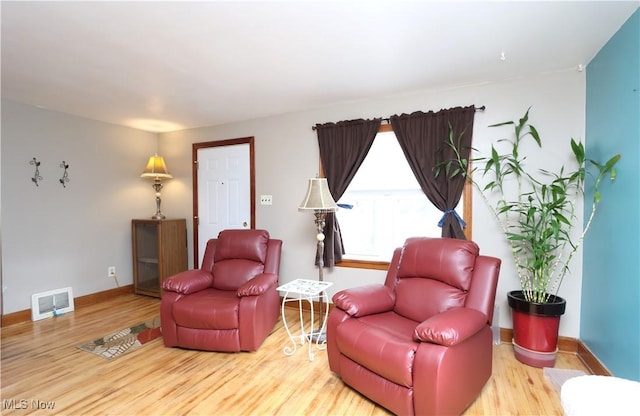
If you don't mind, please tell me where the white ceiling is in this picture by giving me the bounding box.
[2,1,638,132]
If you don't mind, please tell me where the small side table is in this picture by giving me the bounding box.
[276,279,333,361]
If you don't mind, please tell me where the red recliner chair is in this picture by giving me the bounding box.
[161,229,282,352]
[327,237,501,416]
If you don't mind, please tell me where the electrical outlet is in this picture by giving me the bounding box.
[108,266,116,277]
[260,195,273,205]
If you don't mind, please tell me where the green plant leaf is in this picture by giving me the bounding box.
[489,121,515,128]
[529,125,541,147]
[570,138,585,165]
[554,212,571,226]
[605,154,621,176]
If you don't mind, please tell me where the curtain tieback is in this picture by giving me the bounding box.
[438,209,466,228]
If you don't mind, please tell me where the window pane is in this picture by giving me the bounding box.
[347,132,419,190]
[337,131,462,262]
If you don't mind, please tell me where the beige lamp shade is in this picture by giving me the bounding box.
[299,178,338,212]
[140,155,173,180]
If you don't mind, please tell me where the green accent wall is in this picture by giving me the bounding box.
[584,8,640,381]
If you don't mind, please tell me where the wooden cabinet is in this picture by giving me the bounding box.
[132,219,187,298]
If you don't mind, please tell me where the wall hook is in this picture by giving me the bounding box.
[30,157,42,186]
[59,161,70,188]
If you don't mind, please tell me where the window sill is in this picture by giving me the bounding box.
[336,259,389,270]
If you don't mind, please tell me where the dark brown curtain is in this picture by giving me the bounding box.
[315,118,382,267]
[390,106,475,239]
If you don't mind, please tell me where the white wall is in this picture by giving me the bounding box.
[1,70,586,337]
[160,69,586,338]
[1,100,158,314]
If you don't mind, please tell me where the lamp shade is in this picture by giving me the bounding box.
[140,155,173,180]
[299,178,338,212]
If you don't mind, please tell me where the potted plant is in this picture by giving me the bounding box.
[437,108,620,367]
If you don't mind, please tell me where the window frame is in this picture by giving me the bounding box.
[322,123,473,270]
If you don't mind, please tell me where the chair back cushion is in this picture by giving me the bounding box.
[394,237,479,322]
[212,229,269,290]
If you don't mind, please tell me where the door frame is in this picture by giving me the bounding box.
[192,137,255,267]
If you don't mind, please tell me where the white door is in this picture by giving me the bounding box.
[196,142,252,266]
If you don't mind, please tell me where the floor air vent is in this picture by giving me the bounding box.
[31,287,75,321]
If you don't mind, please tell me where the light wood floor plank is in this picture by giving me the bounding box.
[1,294,589,415]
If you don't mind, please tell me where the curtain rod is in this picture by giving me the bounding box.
[312,105,485,131]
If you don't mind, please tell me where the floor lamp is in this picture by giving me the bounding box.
[298,177,338,342]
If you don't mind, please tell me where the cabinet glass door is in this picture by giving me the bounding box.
[135,223,159,293]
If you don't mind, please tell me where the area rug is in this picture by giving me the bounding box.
[543,367,587,394]
[76,316,161,360]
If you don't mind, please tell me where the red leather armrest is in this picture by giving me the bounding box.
[414,307,487,346]
[237,273,277,297]
[162,270,213,295]
[332,284,395,317]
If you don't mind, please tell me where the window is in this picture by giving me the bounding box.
[335,127,471,267]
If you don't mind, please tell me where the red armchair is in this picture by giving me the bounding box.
[327,237,501,416]
[161,229,282,352]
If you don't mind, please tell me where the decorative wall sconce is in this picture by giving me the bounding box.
[59,161,70,187]
[30,157,42,186]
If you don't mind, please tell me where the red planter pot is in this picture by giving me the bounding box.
[507,290,566,367]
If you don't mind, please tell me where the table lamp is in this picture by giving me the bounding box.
[141,154,173,220]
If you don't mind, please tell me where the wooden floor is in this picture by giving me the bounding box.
[1,294,590,415]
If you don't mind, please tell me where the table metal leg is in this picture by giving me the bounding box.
[306,296,315,361]
[315,290,330,351]
[281,292,296,356]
